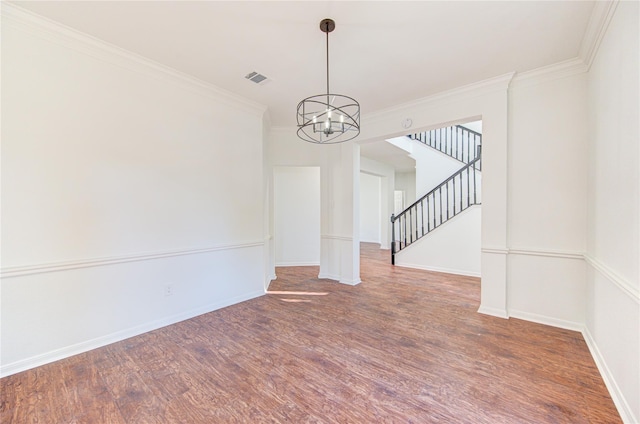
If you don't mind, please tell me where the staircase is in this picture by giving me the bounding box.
[391,125,482,264]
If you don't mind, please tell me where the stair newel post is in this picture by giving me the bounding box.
[390,214,396,265]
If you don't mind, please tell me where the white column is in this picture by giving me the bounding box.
[319,143,361,285]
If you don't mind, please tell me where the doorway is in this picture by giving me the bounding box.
[273,166,321,266]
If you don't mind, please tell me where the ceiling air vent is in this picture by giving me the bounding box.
[245,71,268,84]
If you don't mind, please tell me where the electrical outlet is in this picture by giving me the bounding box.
[164,284,173,296]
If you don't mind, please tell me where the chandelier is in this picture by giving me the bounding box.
[296,19,360,144]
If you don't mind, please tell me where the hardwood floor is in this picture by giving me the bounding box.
[1,243,621,423]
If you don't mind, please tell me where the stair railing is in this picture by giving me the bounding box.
[390,146,481,265]
[409,125,482,165]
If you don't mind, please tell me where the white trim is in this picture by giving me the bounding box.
[364,72,516,121]
[318,272,340,281]
[265,273,277,291]
[507,309,583,332]
[481,247,509,255]
[1,241,265,278]
[477,305,509,319]
[1,3,266,116]
[508,1,619,89]
[321,235,354,242]
[579,0,619,70]
[511,57,588,89]
[508,248,584,260]
[0,290,264,378]
[582,326,637,424]
[340,278,362,286]
[275,262,320,267]
[482,247,585,261]
[585,255,640,304]
[360,238,382,245]
[394,263,480,278]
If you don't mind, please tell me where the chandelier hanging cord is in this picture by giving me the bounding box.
[325,19,330,106]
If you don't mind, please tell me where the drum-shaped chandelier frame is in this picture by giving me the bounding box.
[296,19,360,144]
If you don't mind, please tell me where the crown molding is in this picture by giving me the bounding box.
[364,72,516,123]
[1,3,268,117]
[485,1,619,90]
[511,57,589,89]
[579,0,619,70]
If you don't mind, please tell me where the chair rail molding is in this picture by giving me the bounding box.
[1,241,265,279]
[584,254,639,303]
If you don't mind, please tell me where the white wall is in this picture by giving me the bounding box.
[395,171,416,206]
[396,206,481,276]
[586,2,639,422]
[507,71,589,327]
[1,8,266,375]
[274,167,321,266]
[359,172,381,243]
[360,156,394,249]
[387,136,463,199]
[412,144,463,199]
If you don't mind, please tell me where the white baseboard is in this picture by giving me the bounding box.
[582,327,637,424]
[318,273,340,281]
[507,309,583,332]
[477,305,509,319]
[340,278,361,286]
[317,273,361,285]
[264,274,277,290]
[0,290,264,378]
[394,262,481,278]
[275,262,320,267]
[360,239,381,244]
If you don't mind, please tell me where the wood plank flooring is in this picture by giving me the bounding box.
[1,243,621,423]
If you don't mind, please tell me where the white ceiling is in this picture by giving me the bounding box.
[12,1,596,131]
